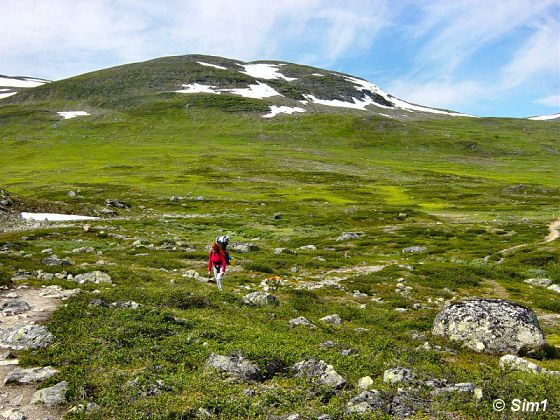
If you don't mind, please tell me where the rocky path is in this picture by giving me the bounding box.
[0,286,79,420]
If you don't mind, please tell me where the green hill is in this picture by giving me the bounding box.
[0,55,559,419]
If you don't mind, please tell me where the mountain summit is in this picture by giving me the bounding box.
[3,55,473,119]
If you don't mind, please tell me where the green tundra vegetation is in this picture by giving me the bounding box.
[0,56,559,418]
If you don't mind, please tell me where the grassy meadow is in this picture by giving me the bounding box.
[0,94,559,418]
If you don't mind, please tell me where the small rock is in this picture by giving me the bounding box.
[319,341,337,349]
[89,299,109,307]
[383,367,415,385]
[3,366,58,385]
[319,314,342,325]
[229,242,259,253]
[289,316,316,329]
[0,409,26,420]
[298,245,317,251]
[340,348,359,356]
[273,213,281,219]
[358,376,374,390]
[71,246,95,254]
[109,300,141,309]
[31,381,68,405]
[290,266,299,273]
[336,232,360,241]
[42,255,72,266]
[547,284,560,293]
[206,353,263,382]
[293,358,346,389]
[0,325,54,350]
[402,246,426,253]
[41,248,53,254]
[524,278,553,287]
[83,224,91,232]
[170,196,180,202]
[1,300,31,315]
[346,390,391,415]
[72,271,112,284]
[499,354,543,373]
[242,292,279,306]
[104,199,131,209]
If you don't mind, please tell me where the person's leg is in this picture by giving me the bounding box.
[216,272,223,290]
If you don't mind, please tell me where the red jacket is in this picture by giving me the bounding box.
[208,249,226,273]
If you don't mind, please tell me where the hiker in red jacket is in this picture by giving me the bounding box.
[208,242,227,290]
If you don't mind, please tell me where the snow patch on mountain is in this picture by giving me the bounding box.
[0,92,17,99]
[263,106,306,118]
[57,111,90,119]
[528,113,560,121]
[176,81,282,99]
[0,76,47,88]
[303,94,385,111]
[239,63,297,81]
[197,62,227,70]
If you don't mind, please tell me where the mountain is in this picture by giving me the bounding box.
[0,75,49,99]
[2,54,472,119]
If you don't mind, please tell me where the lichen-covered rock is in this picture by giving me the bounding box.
[336,232,360,241]
[242,292,279,306]
[499,354,543,373]
[524,278,552,287]
[0,325,54,350]
[346,390,391,415]
[298,245,317,251]
[31,381,68,405]
[383,368,416,385]
[3,366,58,385]
[293,358,346,389]
[319,314,342,325]
[357,376,374,390]
[72,271,112,284]
[402,245,426,253]
[229,242,259,253]
[206,353,263,382]
[289,316,316,329]
[432,299,546,355]
[547,284,560,293]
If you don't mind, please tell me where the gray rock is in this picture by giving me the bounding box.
[499,354,543,373]
[357,376,374,390]
[336,232,360,241]
[3,366,58,385]
[242,292,279,306]
[524,278,553,287]
[430,382,475,395]
[547,284,560,293]
[206,353,263,382]
[0,325,54,350]
[105,199,131,209]
[1,300,31,315]
[67,402,101,414]
[391,391,429,418]
[289,316,316,329]
[230,242,259,253]
[293,358,346,389]
[42,255,72,266]
[340,348,359,356]
[100,207,116,215]
[0,409,26,420]
[89,299,109,307]
[109,300,141,309]
[71,246,95,253]
[346,390,391,415]
[319,314,342,325]
[432,299,546,355]
[383,367,416,385]
[72,271,112,284]
[273,213,281,220]
[402,246,427,253]
[273,248,293,254]
[31,381,68,405]
[319,340,337,348]
[298,245,317,251]
[170,196,180,202]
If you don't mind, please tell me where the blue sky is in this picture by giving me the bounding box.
[1,0,558,117]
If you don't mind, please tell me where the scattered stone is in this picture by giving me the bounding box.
[273,213,281,220]
[37,272,54,281]
[31,381,68,405]
[289,316,316,329]
[290,266,299,273]
[429,382,475,395]
[71,246,95,253]
[83,224,91,232]
[346,390,391,415]
[319,341,337,349]
[398,213,408,219]
[524,278,553,287]
[340,348,359,356]
[1,300,31,315]
[104,199,131,209]
[0,325,54,350]
[352,290,368,298]
[72,271,112,284]
[293,358,346,389]
[336,232,360,241]
[205,353,263,382]
[273,248,293,254]
[109,300,141,309]
[4,293,19,298]
[229,242,259,253]
[67,402,101,414]
[41,255,72,266]
[242,292,279,306]
[100,208,116,215]
[41,248,53,254]
[547,284,560,293]
[319,314,342,325]
[391,391,429,418]
[499,354,543,373]
[0,409,26,420]
[89,299,109,308]
[383,368,416,385]
[402,246,426,253]
[358,376,374,390]
[170,196,180,202]
[432,299,546,355]
[3,366,58,385]
[298,245,317,251]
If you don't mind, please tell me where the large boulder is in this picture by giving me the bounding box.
[432,299,546,355]
[31,381,68,405]
[0,325,54,350]
[3,366,58,385]
[72,271,112,284]
[206,353,263,382]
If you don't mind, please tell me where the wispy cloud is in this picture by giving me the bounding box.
[535,94,560,107]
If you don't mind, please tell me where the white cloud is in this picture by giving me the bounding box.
[534,94,560,107]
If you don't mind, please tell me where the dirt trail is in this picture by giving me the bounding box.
[498,218,560,255]
[0,286,79,420]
